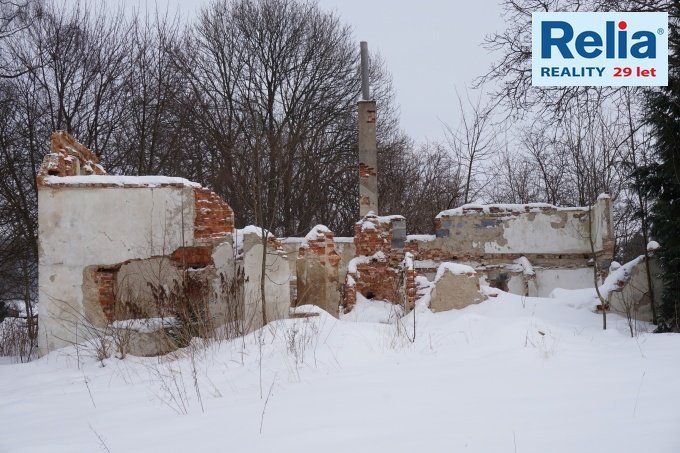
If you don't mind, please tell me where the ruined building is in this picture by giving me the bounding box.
[38,132,290,355]
[37,45,659,356]
[286,43,658,322]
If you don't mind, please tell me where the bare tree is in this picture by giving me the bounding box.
[443,89,499,204]
[114,10,187,176]
[489,146,542,204]
[379,141,464,233]
[0,0,41,79]
[0,0,429,341]
[175,0,408,237]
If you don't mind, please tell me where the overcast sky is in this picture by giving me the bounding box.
[313,0,506,143]
[91,0,507,144]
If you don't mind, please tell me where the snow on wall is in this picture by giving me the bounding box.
[41,175,201,188]
[434,262,475,282]
[435,202,584,217]
[433,196,613,256]
[607,256,663,322]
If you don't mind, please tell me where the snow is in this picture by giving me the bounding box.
[2,287,680,453]
[406,234,436,242]
[341,294,403,324]
[3,299,30,317]
[514,256,535,277]
[435,262,476,282]
[42,175,202,188]
[355,213,405,232]
[359,211,405,223]
[111,317,179,333]
[600,255,645,300]
[359,220,376,230]
[299,224,331,248]
[356,212,405,230]
[436,202,584,218]
[235,225,273,254]
[414,275,434,308]
[404,251,414,269]
[647,240,660,252]
[347,251,386,274]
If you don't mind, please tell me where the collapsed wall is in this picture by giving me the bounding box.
[38,132,289,355]
[408,198,615,297]
[37,133,625,345]
[289,197,617,317]
[605,253,664,322]
[429,263,486,312]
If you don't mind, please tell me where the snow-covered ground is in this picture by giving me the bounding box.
[1,289,679,453]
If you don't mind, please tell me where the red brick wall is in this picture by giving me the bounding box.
[345,215,408,310]
[359,163,377,177]
[354,220,392,257]
[299,230,340,267]
[353,262,401,303]
[170,246,214,267]
[93,267,120,322]
[344,280,357,310]
[193,187,235,239]
[405,267,416,310]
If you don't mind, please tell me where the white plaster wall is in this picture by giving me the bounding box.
[241,234,290,332]
[609,257,663,322]
[435,200,613,257]
[507,274,527,296]
[486,213,589,254]
[592,196,613,253]
[334,240,356,284]
[489,199,612,255]
[533,268,595,297]
[38,186,195,354]
[282,238,355,285]
[210,238,237,324]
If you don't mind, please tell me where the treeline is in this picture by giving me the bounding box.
[0,0,676,326]
[0,0,463,308]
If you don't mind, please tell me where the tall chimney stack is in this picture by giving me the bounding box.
[358,41,378,217]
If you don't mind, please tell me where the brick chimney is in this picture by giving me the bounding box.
[358,41,378,217]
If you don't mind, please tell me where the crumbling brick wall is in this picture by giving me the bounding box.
[37,132,254,355]
[296,226,342,316]
[93,266,120,322]
[37,131,107,182]
[170,246,214,267]
[297,229,341,268]
[404,253,417,310]
[193,187,235,240]
[344,213,408,311]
